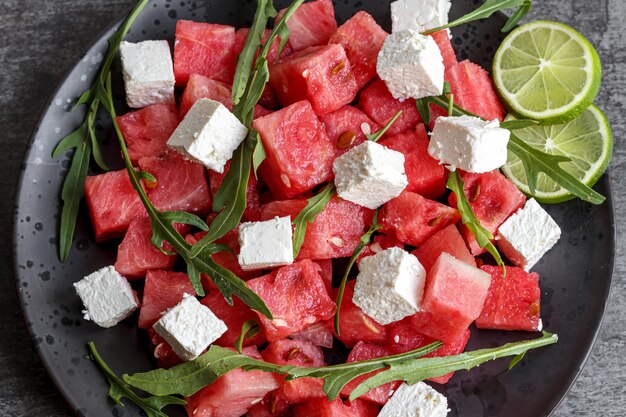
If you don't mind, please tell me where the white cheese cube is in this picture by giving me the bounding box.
[333,141,408,209]
[377,30,445,100]
[238,216,294,271]
[428,115,510,173]
[379,382,450,417]
[119,40,175,108]
[73,266,138,328]
[497,199,562,271]
[167,98,248,173]
[353,247,426,325]
[153,294,227,361]
[391,0,451,33]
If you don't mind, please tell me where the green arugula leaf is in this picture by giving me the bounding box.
[292,183,337,258]
[234,320,261,353]
[251,131,267,178]
[365,110,403,143]
[508,351,526,370]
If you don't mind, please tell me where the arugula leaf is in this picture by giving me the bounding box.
[334,211,381,335]
[88,342,185,417]
[234,320,261,353]
[292,183,337,258]
[365,110,403,142]
[422,0,532,35]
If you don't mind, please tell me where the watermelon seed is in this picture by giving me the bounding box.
[370,242,383,253]
[286,348,301,361]
[281,174,291,188]
[329,236,345,247]
[361,316,381,334]
[470,183,481,202]
[337,130,358,148]
[331,60,346,75]
[428,215,445,227]
[360,122,372,135]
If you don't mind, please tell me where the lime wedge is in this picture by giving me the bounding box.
[493,20,602,125]
[502,105,612,203]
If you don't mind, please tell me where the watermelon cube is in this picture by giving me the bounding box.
[276,0,337,51]
[291,320,334,349]
[314,259,333,294]
[447,60,506,121]
[378,124,447,199]
[247,260,336,341]
[357,233,404,266]
[116,103,180,164]
[411,225,475,273]
[209,160,261,222]
[329,11,388,89]
[84,169,146,242]
[138,271,194,329]
[149,330,184,369]
[357,79,422,137]
[253,101,336,198]
[138,152,211,215]
[293,398,379,417]
[247,391,291,417]
[476,265,542,331]
[173,20,237,85]
[270,44,359,115]
[319,105,380,157]
[448,170,526,255]
[429,30,458,75]
[420,253,491,342]
[380,190,461,247]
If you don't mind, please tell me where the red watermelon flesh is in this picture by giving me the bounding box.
[340,342,401,405]
[411,225,475,273]
[84,169,146,242]
[476,265,542,331]
[420,253,492,342]
[380,190,461,247]
[427,103,450,130]
[209,160,261,222]
[150,330,184,369]
[293,398,379,417]
[314,259,333,295]
[276,0,337,51]
[291,320,334,349]
[447,60,506,121]
[116,103,180,164]
[138,271,194,329]
[378,124,447,199]
[269,44,359,115]
[319,105,380,158]
[174,20,237,85]
[138,152,211,215]
[429,30,458,76]
[448,171,526,255]
[247,260,336,341]
[253,101,336,198]
[247,390,291,417]
[357,79,422,137]
[329,11,388,89]
[184,347,280,417]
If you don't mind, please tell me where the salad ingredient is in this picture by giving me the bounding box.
[209,161,262,223]
[138,271,194,329]
[496,198,561,270]
[333,141,408,210]
[237,216,294,270]
[378,382,449,417]
[291,183,336,258]
[319,105,380,155]
[73,266,138,328]
[352,247,426,325]
[502,105,612,202]
[428,115,510,173]
[276,0,336,51]
[293,398,378,417]
[493,20,602,124]
[334,282,388,347]
[391,0,451,33]
[377,30,444,100]
[119,40,175,108]
[411,225,476,272]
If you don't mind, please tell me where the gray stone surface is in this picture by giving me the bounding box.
[0,0,624,416]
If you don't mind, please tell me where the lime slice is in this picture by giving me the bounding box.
[502,105,612,203]
[493,20,602,125]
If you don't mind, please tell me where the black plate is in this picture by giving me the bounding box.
[13,1,615,416]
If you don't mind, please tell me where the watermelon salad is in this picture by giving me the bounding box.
[55,0,612,416]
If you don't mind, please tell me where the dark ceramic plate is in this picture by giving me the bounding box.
[13,1,615,416]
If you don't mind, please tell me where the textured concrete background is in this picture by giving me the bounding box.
[0,0,624,416]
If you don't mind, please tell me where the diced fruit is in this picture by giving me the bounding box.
[476,266,542,331]
[293,398,379,417]
[270,44,359,115]
[378,124,447,199]
[329,11,388,89]
[447,60,506,121]
[314,259,333,294]
[149,330,184,369]
[247,391,291,417]
[247,260,336,341]
[429,30,458,75]
[291,320,334,349]
[319,105,380,157]
[138,271,194,329]
[411,225,475,273]
[116,103,180,164]
[138,152,212,215]
[253,101,336,198]
[84,169,146,241]
[448,170,526,255]
[173,20,237,85]
[380,190,461,247]
[276,0,337,51]
[334,282,387,348]
[357,79,422,137]
[209,160,261,222]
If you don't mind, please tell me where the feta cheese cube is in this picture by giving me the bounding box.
[167,98,248,173]
[391,0,451,33]
[379,382,450,417]
[333,141,408,209]
[353,247,426,325]
[428,115,510,173]
[377,30,445,100]
[119,40,175,108]
[497,198,562,271]
[153,294,227,361]
[73,266,138,328]
[238,216,295,271]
